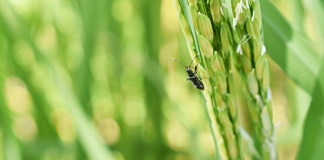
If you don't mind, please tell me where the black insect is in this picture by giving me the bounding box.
[171,56,204,90]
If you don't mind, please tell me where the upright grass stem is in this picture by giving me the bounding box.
[174,0,277,159]
[173,0,242,159]
[230,0,277,159]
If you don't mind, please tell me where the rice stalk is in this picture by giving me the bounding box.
[230,0,277,159]
[173,0,242,159]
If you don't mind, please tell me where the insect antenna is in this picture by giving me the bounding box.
[171,57,187,68]
[189,55,198,67]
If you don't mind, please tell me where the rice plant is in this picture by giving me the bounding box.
[173,0,242,159]
[230,0,277,159]
[172,0,312,160]
[1,0,324,159]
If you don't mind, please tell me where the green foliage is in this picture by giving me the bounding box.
[0,1,115,159]
[297,57,324,160]
[260,0,320,95]
[0,0,324,159]
[296,1,324,159]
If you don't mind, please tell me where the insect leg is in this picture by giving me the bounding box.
[199,77,209,80]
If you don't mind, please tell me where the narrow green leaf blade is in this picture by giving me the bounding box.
[179,0,201,54]
[260,0,321,95]
[0,78,22,160]
[296,56,324,160]
[0,1,115,160]
[289,0,306,32]
[310,0,324,52]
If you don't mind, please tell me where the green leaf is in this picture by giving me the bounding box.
[296,56,324,160]
[0,78,22,160]
[260,0,321,95]
[288,0,305,32]
[0,1,115,160]
[0,25,22,160]
[309,0,324,52]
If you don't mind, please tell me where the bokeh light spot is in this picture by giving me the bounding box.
[112,0,133,22]
[14,41,35,70]
[160,0,180,33]
[97,118,120,145]
[92,96,115,121]
[5,77,32,114]
[8,0,34,18]
[159,38,179,68]
[198,132,215,156]
[164,122,189,151]
[35,25,57,52]
[54,8,77,34]
[50,108,75,143]
[123,100,146,127]
[13,114,37,141]
[113,151,125,160]
[66,31,84,70]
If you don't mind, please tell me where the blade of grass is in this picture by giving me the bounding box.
[309,0,324,53]
[0,87,22,160]
[0,1,115,160]
[296,1,324,158]
[0,44,22,160]
[0,83,22,160]
[0,23,22,160]
[141,0,171,159]
[296,56,324,160]
[260,0,321,95]
[73,0,98,114]
[177,0,220,159]
[276,78,311,145]
[289,0,305,32]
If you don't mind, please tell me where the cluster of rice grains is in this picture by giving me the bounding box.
[172,0,276,159]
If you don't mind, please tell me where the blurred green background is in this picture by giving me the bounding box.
[0,0,322,159]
